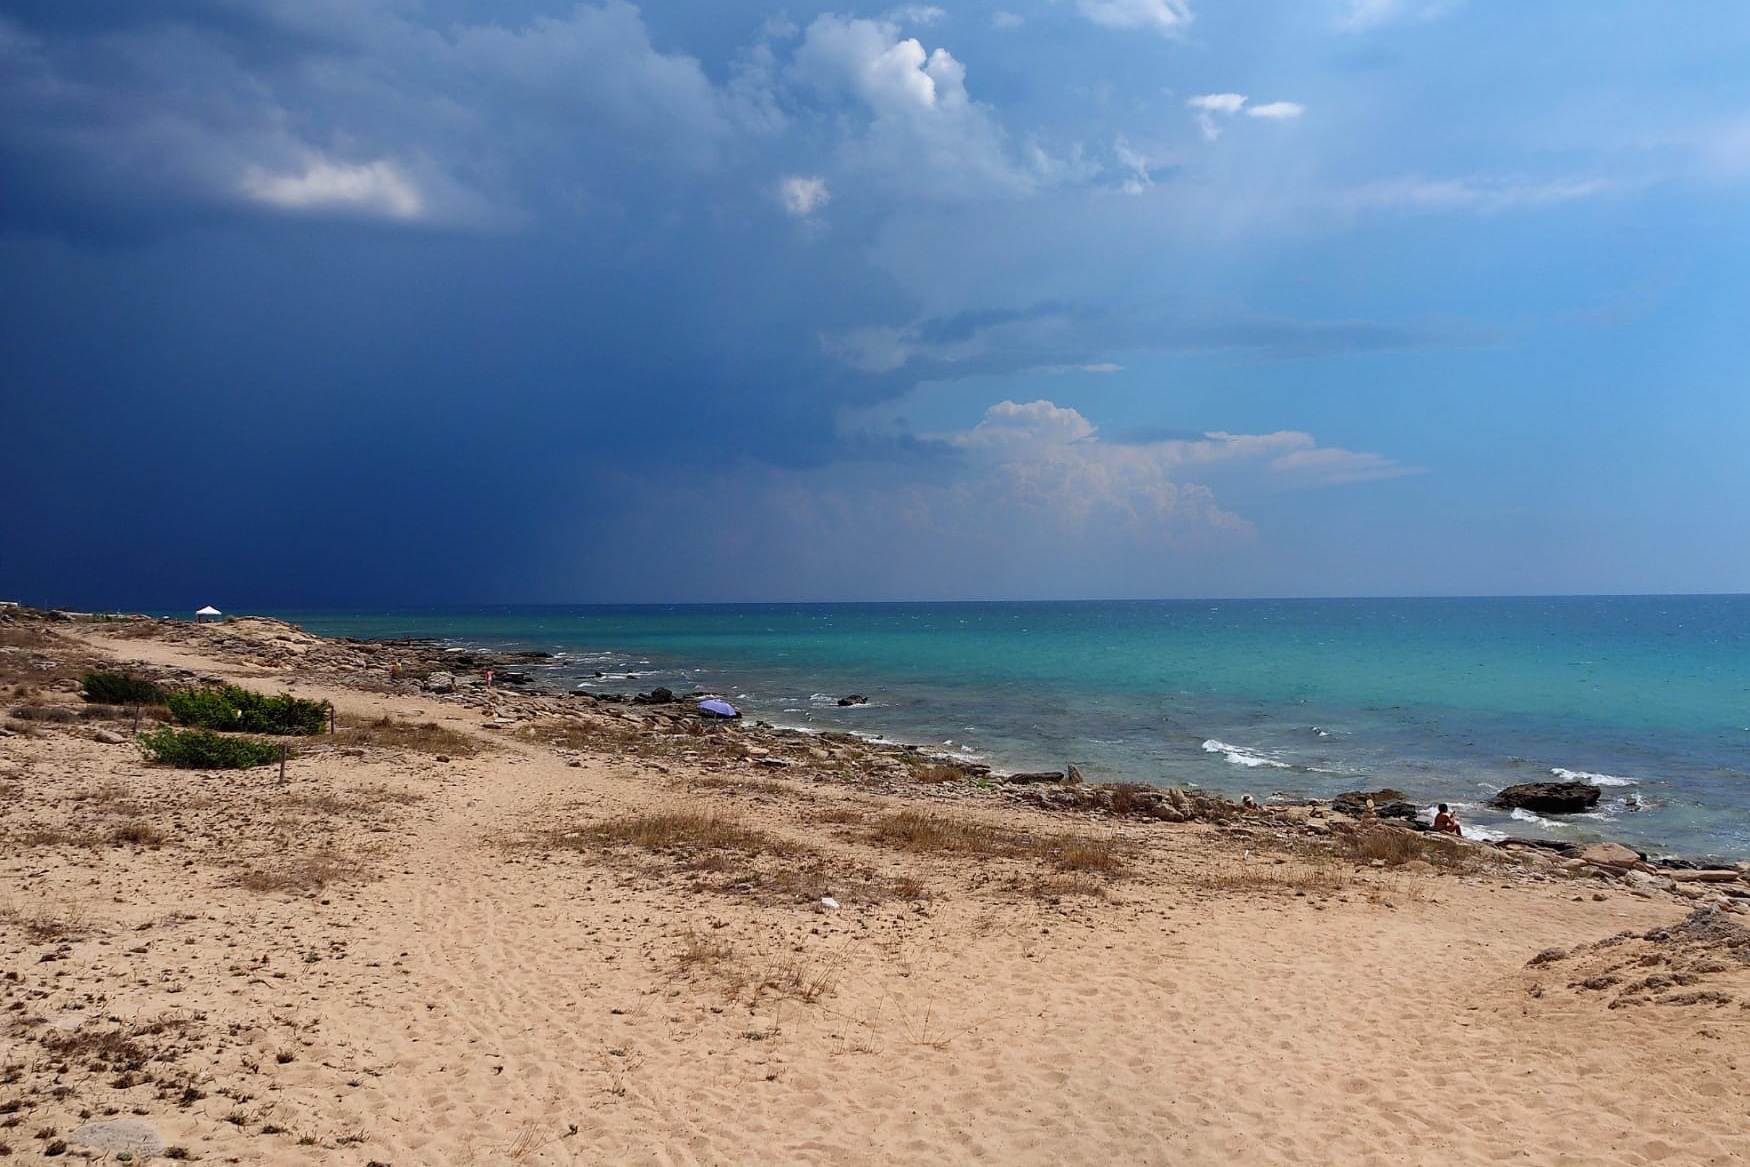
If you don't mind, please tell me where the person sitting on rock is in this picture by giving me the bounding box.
[1433,803,1463,836]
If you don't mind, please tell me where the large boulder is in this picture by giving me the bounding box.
[1577,841,1642,868]
[1491,782,1601,814]
[423,671,456,694]
[633,687,675,705]
[837,694,868,706]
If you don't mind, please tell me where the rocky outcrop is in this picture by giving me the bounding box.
[1004,771,1067,785]
[1491,782,1601,814]
[633,687,675,705]
[836,694,868,706]
[1331,789,1420,821]
[1576,841,1641,868]
[423,671,456,694]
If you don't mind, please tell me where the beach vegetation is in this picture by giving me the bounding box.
[1192,852,1351,896]
[912,761,973,784]
[1333,823,1485,870]
[80,671,166,706]
[0,895,90,941]
[541,810,922,906]
[863,809,1126,875]
[168,685,328,735]
[337,715,478,756]
[109,818,166,847]
[579,810,797,859]
[234,851,360,893]
[137,727,282,769]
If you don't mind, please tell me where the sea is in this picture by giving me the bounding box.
[273,597,1750,863]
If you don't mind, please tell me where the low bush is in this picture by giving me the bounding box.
[168,685,328,735]
[138,727,282,769]
[81,671,167,705]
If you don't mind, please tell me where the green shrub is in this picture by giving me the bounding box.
[137,728,282,769]
[168,685,328,735]
[167,687,239,728]
[81,671,166,706]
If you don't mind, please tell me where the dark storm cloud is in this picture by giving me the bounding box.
[0,2,1531,607]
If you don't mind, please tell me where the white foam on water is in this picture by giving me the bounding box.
[1202,739,1291,769]
[1509,807,1563,830]
[1550,767,1636,787]
[1464,823,1509,843]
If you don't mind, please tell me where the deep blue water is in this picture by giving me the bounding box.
[273,598,1750,861]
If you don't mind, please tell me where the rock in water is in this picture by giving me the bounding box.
[1491,782,1601,814]
[837,694,868,706]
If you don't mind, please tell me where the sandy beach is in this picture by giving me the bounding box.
[3,613,1748,1166]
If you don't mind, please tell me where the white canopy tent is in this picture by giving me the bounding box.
[195,605,222,622]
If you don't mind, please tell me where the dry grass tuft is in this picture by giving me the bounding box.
[4,824,100,848]
[912,762,974,784]
[234,851,361,893]
[576,810,795,858]
[1332,823,1487,870]
[1013,872,1111,900]
[278,784,423,818]
[753,956,840,1004]
[338,716,480,757]
[542,811,920,906]
[863,810,1126,875]
[1192,852,1352,895]
[109,819,166,847]
[677,928,735,969]
[0,897,89,942]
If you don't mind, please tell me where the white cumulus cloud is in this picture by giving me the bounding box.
[1189,94,1304,139]
[1077,0,1195,36]
[791,15,1034,200]
[1188,92,1247,140]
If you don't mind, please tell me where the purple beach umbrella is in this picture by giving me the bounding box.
[697,698,739,718]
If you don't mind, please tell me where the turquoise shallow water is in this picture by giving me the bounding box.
[274,598,1750,861]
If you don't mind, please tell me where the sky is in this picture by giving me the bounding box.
[3,0,1749,607]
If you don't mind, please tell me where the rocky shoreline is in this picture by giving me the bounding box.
[9,606,1749,907]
